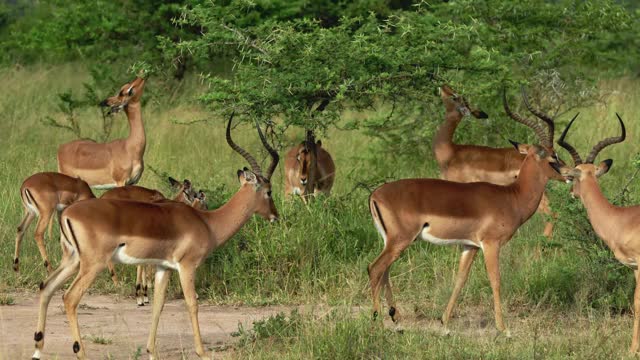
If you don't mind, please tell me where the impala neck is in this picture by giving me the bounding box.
[203,185,257,248]
[578,176,618,244]
[433,112,462,166]
[124,102,146,154]
[511,154,549,222]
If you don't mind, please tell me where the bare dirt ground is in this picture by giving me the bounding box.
[0,292,291,359]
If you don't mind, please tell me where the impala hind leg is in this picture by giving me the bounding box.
[631,269,640,353]
[368,240,410,322]
[14,210,35,272]
[107,260,119,285]
[143,265,151,304]
[32,254,80,360]
[34,210,55,273]
[63,263,105,359]
[442,246,478,334]
[483,243,509,336]
[136,265,144,306]
[381,269,399,323]
[178,265,211,359]
[146,267,172,360]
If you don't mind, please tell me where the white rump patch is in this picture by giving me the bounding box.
[420,224,481,249]
[24,190,39,216]
[111,245,179,270]
[372,216,388,247]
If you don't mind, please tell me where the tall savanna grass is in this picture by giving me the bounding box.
[1,65,640,358]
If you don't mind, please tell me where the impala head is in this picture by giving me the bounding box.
[168,177,201,206]
[192,190,208,210]
[504,85,568,181]
[440,84,489,119]
[510,141,565,179]
[227,113,280,222]
[296,130,320,187]
[557,113,625,198]
[99,77,146,114]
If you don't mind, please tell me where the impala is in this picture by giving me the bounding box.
[434,85,564,237]
[284,130,335,202]
[32,113,279,360]
[57,77,147,188]
[556,113,638,351]
[14,172,96,274]
[368,95,567,336]
[100,178,207,306]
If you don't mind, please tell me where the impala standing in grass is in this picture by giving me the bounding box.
[14,173,95,274]
[32,113,279,360]
[368,92,568,336]
[57,77,147,188]
[556,113,640,352]
[100,177,207,306]
[434,85,564,237]
[284,130,335,202]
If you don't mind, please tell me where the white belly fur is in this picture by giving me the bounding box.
[420,225,481,249]
[111,245,179,270]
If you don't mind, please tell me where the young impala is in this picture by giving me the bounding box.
[556,113,640,352]
[368,93,567,336]
[100,178,207,306]
[434,85,564,237]
[284,130,335,202]
[57,77,147,188]
[32,113,279,360]
[14,173,95,274]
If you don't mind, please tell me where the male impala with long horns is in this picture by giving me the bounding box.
[57,77,147,188]
[368,90,568,336]
[556,113,640,352]
[32,114,279,360]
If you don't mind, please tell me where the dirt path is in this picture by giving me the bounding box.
[0,293,291,359]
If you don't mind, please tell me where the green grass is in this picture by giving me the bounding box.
[1,64,640,357]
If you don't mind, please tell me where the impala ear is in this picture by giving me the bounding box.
[127,85,134,96]
[316,140,322,147]
[596,159,613,177]
[183,179,192,190]
[238,169,258,185]
[168,177,181,189]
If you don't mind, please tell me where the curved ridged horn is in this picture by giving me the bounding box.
[503,88,548,145]
[585,113,626,164]
[556,113,583,165]
[521,85,554,147]
[226,112,262,175]
[254,119,279,180]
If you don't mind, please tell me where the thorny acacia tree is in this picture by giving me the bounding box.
[166,0,637,151]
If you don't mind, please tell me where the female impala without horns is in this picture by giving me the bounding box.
[434,85,564,237]
[368,90,567,336]
[284,130,335,201]
[32,114,279,360]
[57,77,147,188]
[556,113,640,352]
[100,177,207,306]
[14,172,95,274]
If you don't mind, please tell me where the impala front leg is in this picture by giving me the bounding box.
[14,210,35,272]
[147,267,171,360]
[631,269,640,354]
[178,265,211,359]
[483,243,509,336]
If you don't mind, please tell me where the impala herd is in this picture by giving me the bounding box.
[9,76,636,358]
